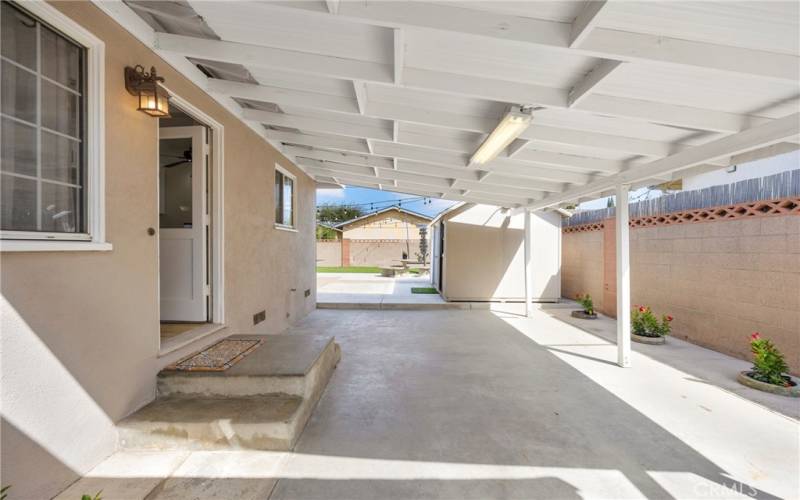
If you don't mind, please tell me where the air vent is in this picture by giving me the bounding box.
[253,310,266,325]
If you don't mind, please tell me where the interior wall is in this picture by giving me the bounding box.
[0,2,315,498]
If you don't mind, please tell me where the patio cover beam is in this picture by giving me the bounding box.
[320,2,799,82]
[526,112,800,210]
[282,144,583,189]
[210,76,757,156]
[164,35,774,134]
[616,183,632,368]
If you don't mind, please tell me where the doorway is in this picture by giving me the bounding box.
[157,102,223,350]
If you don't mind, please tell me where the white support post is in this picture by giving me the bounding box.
[615,183,631,367]
[524,209,533,317]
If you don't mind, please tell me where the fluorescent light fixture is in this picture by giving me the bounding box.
[470,106,533,166]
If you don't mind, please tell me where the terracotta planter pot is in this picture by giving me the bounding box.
[571,310,597,320]
[631,332,666,345]
[736,371,800,397]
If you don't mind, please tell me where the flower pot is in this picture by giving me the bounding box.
[631,332,666,345]
[736,371,800,397]
[571,310,597,320]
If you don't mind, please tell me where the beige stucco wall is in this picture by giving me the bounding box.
[316,241,342,267]
[0,2,315,498]
[562,215,800,373]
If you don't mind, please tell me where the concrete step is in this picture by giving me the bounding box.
[158,335,340,398]
[118,395,304,451]
[119,334,341,451]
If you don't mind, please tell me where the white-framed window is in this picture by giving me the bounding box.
[1,0,107,252]
[274,164,295,230]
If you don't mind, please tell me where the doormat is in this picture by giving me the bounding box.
[165,338,263,372]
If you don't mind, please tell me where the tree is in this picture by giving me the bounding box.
[316,203,364,225]
[606,197,615,208]
[316,225,340,240]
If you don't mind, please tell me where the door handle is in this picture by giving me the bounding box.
[147,227,156,236]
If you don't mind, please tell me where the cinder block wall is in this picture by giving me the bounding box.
[350,239,422,267]
[563,214,800,372]
[316,241,342,266]
[562,230,604,306]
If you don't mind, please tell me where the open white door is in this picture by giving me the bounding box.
[159,126,208,322]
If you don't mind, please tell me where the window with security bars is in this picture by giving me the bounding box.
[1,1,87,236]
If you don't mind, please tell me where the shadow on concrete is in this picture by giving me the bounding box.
[275,308,785,500]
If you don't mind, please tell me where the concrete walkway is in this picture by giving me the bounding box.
[317,273,447,308]
[59,306,799,499]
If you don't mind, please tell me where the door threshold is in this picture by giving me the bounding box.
[159,323,227,357]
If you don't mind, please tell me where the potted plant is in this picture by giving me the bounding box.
[571,293,597,319]
[737,333,799,397]
[630,305,672,344]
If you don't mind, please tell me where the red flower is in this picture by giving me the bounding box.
[639,306,647,313]
[666,315,673,322]
[750,332,761,341]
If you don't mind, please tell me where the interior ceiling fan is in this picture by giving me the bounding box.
[161,149,192,168]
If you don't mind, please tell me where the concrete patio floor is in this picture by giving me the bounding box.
[59,306,799,499]
[317,272,446,307]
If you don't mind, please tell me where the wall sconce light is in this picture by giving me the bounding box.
[124,65,170,117]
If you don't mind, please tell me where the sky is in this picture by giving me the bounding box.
[316,186,458,218]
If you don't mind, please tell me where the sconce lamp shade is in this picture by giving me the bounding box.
[125,65,170,117]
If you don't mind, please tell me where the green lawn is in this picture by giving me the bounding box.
[317,266,382,273]
[411,287,439,294]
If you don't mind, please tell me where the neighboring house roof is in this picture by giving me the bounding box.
[334,206,432,229]
[316,222,342,232]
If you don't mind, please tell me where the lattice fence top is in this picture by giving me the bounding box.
[565,169,800,228]
[564,197,799,233]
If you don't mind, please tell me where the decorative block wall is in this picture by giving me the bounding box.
[562,198,800,374]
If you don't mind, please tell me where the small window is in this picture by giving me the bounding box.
[274,165,295,229]
[1,2,86,236]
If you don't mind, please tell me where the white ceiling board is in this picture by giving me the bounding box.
[530,107,713,144]
[366,84,506,118]
[451,1,583,23]
[266,130,371,154]
[405,28,596,88]
[277,105,392,130]
[524,140,641,162]
[190,1,393,63]
[248,67,355,98]
[595,62,800,117]
[598,1,800,56]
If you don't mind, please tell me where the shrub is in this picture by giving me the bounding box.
[748,333,790,386]
[575,293,595,315]
[631,305,673,337]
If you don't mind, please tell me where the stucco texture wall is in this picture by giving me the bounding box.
[562,215,800,373]
[0,2,315,498]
